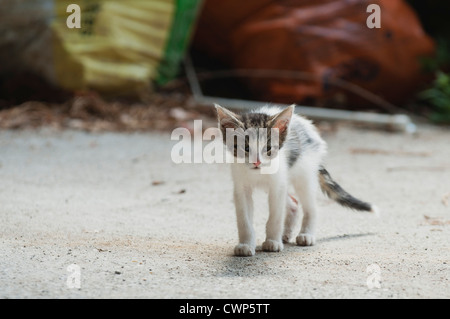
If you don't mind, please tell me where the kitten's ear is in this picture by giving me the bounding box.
[215,104,242,130]
[270,104,295,134]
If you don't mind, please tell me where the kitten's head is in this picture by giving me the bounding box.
[215,104,294,171]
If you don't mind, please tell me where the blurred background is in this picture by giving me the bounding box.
[0,0,449,131]
[2,1,450,301]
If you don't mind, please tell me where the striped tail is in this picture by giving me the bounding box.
[318,166,378,214]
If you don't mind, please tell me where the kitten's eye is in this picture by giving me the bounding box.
[244,145,250,153]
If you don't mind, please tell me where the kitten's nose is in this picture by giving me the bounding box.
[253,160,261,168]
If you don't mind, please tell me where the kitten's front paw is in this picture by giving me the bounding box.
[234,244,255,257]
[262,239,284,252]
[296,233,316,246]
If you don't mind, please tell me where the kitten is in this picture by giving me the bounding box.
[215,104,377,256]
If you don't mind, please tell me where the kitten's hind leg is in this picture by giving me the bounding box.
[292,169,319,246]
[282,194,300,243]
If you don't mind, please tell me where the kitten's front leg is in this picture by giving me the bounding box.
[233,186,255,256]
[263,184,287,252]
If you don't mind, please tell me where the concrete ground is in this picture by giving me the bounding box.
[0,122,449,299]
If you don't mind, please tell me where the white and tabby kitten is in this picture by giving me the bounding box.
[215,104,377,257]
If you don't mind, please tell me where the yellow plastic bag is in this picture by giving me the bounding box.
[0,0,201,94]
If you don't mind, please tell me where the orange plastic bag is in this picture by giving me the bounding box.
[193,0,435,107]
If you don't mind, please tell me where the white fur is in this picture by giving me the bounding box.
[218,105,327,256]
